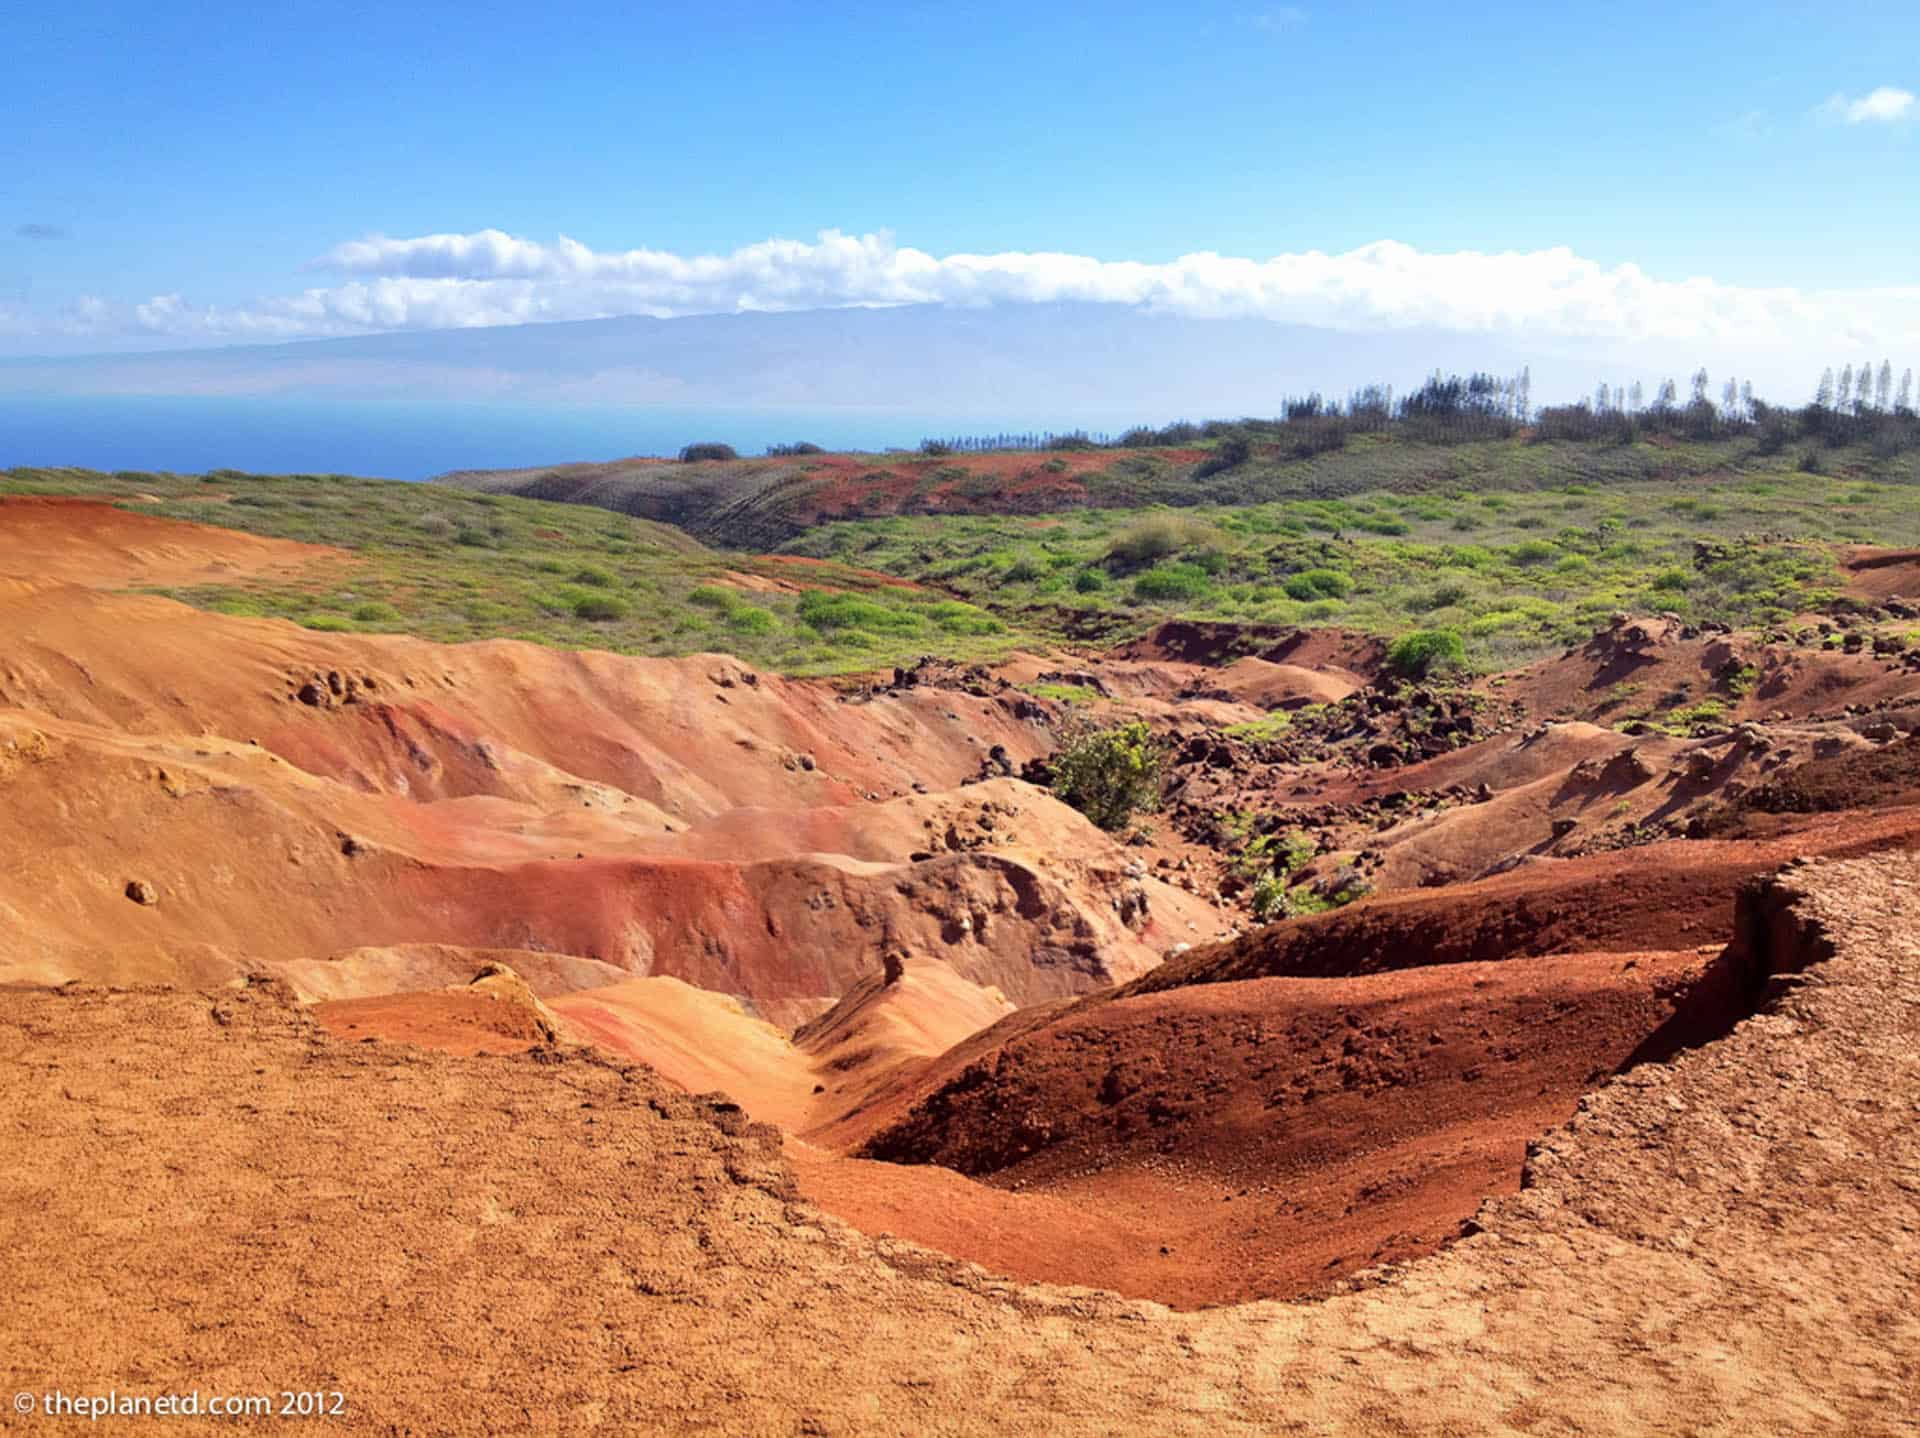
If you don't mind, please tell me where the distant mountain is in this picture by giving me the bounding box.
[0,303,1586,424]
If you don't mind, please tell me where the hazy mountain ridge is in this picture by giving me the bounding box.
[1,303,1573,419]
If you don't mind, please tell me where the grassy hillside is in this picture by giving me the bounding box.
[439,430,1919,552]
[9,432,1920,678]
[0,466,1018,675]
[781,464,1920,668]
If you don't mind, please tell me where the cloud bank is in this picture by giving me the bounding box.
[1818,86,1915,124]
[7,229,1920,365]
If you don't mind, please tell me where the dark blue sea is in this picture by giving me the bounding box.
[0,394,1027,480]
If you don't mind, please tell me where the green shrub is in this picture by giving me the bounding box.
[1025,682,1100,706]
[1004,555,1045,583]
[1223,713,1292,742]
[925,600,1004,635]
[572,593,631,622]
[1509,539,1557,566]
[572,565,617,587]
[1105,514,1225,568]
[210,595,271,618]
[1050,721,1165,831]
[351,602,402,625]
[1194,430,1253,477]
[1074,568,1108,593]
[727,606,776,634]
[678,442,738,462]
[797,589,921,633]
[1354,514,1410,536]
[688,585,737,610]
[1250,874,1288,919]
[1282,568,1352,601]
[1385,628,1467,679]
[1133,563,1212,602]
[1418,579,1473,611]
[301,613,354,632]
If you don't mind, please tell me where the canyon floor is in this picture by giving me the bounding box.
[2,495,1918,1433]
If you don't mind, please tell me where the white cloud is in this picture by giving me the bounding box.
[287,229,1920,352]
[1818,85,1915,124]
[15,229,1920,367]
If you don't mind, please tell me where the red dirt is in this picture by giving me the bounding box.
[0,495,342,588]
[1186,655,1361,707]
[1131,806,1920,992]
[0,517,1222,1021]
[9,498,1920,1426]
[1116,619,1388,676]
[851,945,1727,1306]
[1492,617,1920,724]
[792,449,1133,523]
[1844,545,1920,600]
[6,858,1919,1431]
[314,989,555,1056]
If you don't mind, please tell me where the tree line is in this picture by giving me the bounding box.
[672,361,1920,463]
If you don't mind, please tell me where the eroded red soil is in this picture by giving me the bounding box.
[7,499,1920,1344]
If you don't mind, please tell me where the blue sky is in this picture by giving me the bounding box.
[2,0,1915,358]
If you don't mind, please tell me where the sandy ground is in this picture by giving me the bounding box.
[0,854,1915,1434]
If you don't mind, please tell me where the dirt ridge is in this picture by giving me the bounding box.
[3,853,1917,1433]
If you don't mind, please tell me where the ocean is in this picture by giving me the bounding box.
[0,394,1009,480]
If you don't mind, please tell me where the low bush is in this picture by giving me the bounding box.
[1385,628,1466,679]
[1194,430,1253,478]
[925,600,1004,635]
[1050,720,1165,831]
[678,442,739,463]
[797,589,921,633]
[572,593,631,622]
[1509,539,1557,566]
[727,606,776,634]
[1133,563,1212,602]
[1105,514,1224,569]
[1282,567,1352,601]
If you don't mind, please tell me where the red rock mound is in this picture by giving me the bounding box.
[852,944,1728,1305]
[0,564,1228,1020]
[1495,615,1918,724]
[1130,810,1920,994]
[315,989,557,1056]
